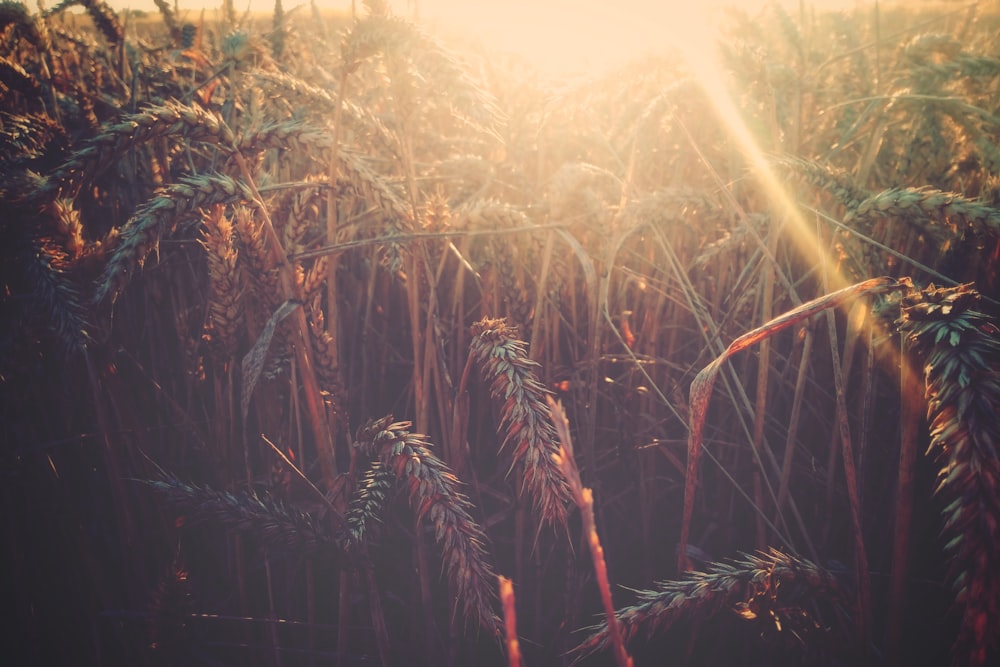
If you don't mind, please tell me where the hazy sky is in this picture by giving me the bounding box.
[100,0,865,76]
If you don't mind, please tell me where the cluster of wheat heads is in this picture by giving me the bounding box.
[4,0,1000,665]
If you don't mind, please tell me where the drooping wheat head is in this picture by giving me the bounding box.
[468,317,571,528]
[354,415,501,635]
[39,102,235,201]
[142,472,340,558]
[573,548,851,662]
[152,0,182,45]
[95,173,254,305]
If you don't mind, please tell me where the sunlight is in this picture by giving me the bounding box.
[406,0,854,289]
[407,0,729,79]
[669,6,852,294]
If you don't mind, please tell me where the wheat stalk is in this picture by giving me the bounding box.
[896,282,1000,667]
[549,397,633,667]
[468,317,571,528]
[572,548,850,662]
[95,173,254,305]
[354,416,501,636]
[498,575,522,667]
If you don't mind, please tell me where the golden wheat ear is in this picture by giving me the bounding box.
[354,416,502,637]
[199,205,245,361]
[897,282,1000,667]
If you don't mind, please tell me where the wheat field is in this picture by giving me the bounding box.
[2,1,1000,665]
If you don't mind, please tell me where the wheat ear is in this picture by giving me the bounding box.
[844,186,1000,236]
[0,1,48,50]
[140,472,339,557]
[897,282,1000,667]
[344,459,396,548]
[75,0,123,47]
[199,205,245,358]
[354,416,501,636]
[21,232,92,354]
[0,56,42,101]
[572,549,849,662]
[772,155,871,211]
[469,317,571,528]
[40,102,234,200]
[95,173,253,305]
[152,0,182,44]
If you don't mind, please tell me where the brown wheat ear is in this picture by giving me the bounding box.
[355,416,501,636]
[469,317,571,529]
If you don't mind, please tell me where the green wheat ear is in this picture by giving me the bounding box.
[897,282,1000,667]
[140,472,341,558]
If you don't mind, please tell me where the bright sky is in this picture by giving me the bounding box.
[102,0,864,77]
